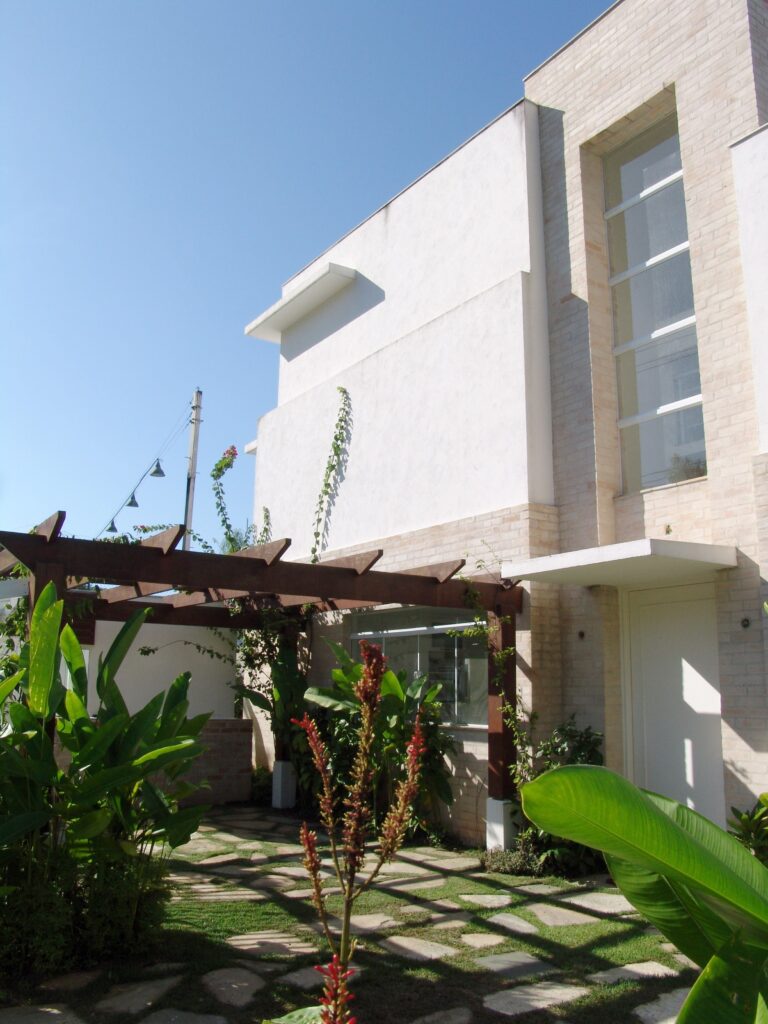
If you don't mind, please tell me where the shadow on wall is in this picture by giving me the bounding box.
[281,273,385,360]
[437,741,488,847]
[538,105,597,550]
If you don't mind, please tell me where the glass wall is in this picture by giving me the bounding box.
[349,607,487,726]
[604,116,706,491]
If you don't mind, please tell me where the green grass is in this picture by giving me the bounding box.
[7,807,696,1024]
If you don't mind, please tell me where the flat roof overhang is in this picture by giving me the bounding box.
[502,538,738,588]
[244,262,356,343]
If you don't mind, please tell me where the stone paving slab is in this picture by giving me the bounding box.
[175,839,225,856]
[227,931,318,957]
[382,876,446,892]
[379,935,458,961]
[483,982,590,1017]
[95,976,183,1014]
[397,898,461,914]
[276,844,305,855]
[461,933,504,949]
[142,1012,227,1024]
[376,861,432,876]
[487,911,539,935]
[143,964,187,977]
[564,891,635,915]
[514,883,562,895]
[459,892,512,908]
[409,1009,472,1024]
[431,912,473,930]
[633,988,690,1023]
[428,856,482,872]
[475,951,555,981]
[674,953,699,970]
[0,1008,87,1024]
[281,965,365,991]
[201,967,266,1007]
[311,912,398,935]
[196,853,244,867]
[589,961,678,985]
[526,901,597,926]
[39,971,100,992]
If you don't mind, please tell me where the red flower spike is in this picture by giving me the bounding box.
[293,714,335,829]
[315,955,356,1024]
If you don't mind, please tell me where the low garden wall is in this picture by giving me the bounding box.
[183,718,253,805]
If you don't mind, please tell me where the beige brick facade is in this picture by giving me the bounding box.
[254,0,768,843]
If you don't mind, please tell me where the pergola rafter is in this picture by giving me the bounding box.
[0,513,522,801]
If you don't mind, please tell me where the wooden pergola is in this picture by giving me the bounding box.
[0,512,522,802]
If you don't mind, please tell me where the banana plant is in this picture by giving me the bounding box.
[1,582,209,861]
[522,764,768,1023]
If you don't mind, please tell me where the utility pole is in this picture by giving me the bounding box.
[183,389,203,551]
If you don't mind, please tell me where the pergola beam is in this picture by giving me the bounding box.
[0,510,66,577]
[0,531,518,613]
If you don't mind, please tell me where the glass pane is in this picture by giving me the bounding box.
[384,634,420,684]
[604,115,681,208]
[456,634,488,726]
[621,406,707,491]
[616,328,701,419]
[607,180,688,275]
[422,633,456,723]
[612,250,694,344]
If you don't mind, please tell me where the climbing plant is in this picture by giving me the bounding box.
[310,386,352,563]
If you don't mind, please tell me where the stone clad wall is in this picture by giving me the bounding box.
[183,719,253,806]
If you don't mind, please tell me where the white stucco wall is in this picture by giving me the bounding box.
[86,621,236,719]
[250,100,553,555]
[732,123,768,455]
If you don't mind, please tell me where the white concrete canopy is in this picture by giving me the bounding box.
[501,538,738,587]
[244,263,357,343]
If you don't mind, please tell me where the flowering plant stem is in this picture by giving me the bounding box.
[293,641,426,1024]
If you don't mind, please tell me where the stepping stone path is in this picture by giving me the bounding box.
[201,967,265,1007]
[379,935,457,961]
[589,961,678,985]
[484,981,590,1017]
[227,930,318,957]
[487,911,539,935]
[633,988,690,1023]
[142,1013,227,1024]
[459,892,512,908]
[564,890,635,914]
[95,976,183,1014]
[19,806,691,1024]
[475,951,555,981]
[526,901,597,926]
[461,932,505,949]
[410,1010,472,1024]
[0,1009,86,1024]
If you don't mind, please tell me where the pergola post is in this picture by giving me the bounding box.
[486,605,517,850]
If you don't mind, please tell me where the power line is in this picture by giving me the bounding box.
[95,399,194,538]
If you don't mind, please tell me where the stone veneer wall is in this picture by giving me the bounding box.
[183,719,253,806]
[526,0,768,810]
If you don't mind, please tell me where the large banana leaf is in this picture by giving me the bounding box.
[0,810,51,846]
[27,583,63,717]
[59,624,88,703]
[96,607,151,716]
[522,765,768,1023]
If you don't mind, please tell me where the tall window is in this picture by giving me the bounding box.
[349,607,487,726]
[604,116,706,492]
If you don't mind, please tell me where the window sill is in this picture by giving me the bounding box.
[616,474,707,501]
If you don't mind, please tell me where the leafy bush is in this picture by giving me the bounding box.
[305,642,455,833]
[251,765,273,806]
[728,796,768,865]
[0,583,209,976]
[503,704,605,877]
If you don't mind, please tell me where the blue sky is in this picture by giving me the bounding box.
[1,0,609,549]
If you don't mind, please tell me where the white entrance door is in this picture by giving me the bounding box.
[626,582,726,825]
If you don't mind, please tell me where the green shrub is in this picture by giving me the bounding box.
[0,583,209,978]
[728,796,768,865]
[251,765,273,806]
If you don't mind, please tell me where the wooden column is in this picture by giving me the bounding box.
[28,561,67,612]
[486,606,517,801]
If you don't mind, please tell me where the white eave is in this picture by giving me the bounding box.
[502,538,738,588]
[244,262,357,344]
